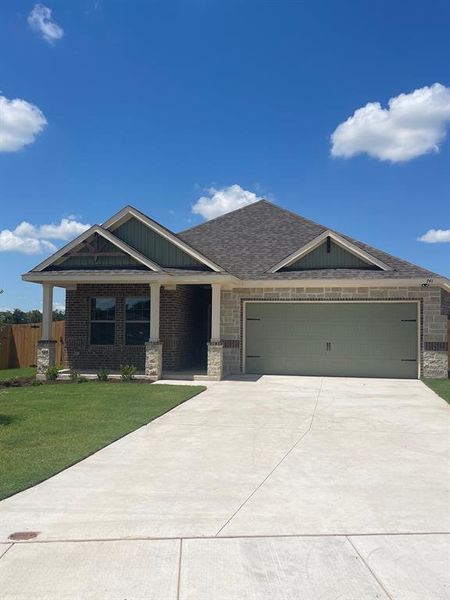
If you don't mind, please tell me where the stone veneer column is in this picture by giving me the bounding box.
[145,341,163,380]
[36,340,57,380]
[145,283,163,380]
[207,342,224,380]
[422,351,448,378]
[36,283,56,380]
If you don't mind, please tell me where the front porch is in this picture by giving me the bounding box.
[36,282,225,381]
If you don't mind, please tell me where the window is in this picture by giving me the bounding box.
[125,297,150,345]
[90,297,116,345]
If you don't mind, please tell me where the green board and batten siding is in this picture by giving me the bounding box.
[114,217,206,269]
[285,239,376,270]
[245,302,418,378]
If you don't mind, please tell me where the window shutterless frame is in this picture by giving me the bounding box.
[89,297,116,346]
[124,297,150,346]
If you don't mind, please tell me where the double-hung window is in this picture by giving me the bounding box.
[90,297,116,345]
[125,297,150,345]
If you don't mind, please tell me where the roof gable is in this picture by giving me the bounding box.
[180,200,441,281]
[269,231,391,273]
[103,206,224,271]
[113,216,207,269]
[31,226,161,272]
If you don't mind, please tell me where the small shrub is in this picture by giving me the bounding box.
[77,376,89,383]
[69,369,80,383]
[32,380,44,386]
[96,368,110,382]
[45,366,59,382]
[120,364,136,381]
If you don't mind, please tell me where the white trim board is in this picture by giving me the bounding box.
[242,299,421,379]
[267,230,393,273]
[102,205,224,272]
[30,226,162,273]
[22,271,237,285]
[237,277,448,289]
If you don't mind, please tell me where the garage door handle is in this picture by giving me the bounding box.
[246,355,261,358]
[401,359,417,362]
[246,318,261,321]
[326,342,331,351]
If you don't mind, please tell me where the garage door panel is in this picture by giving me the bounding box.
[245,302,418,379]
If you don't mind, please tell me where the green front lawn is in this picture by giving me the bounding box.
[423,378,450,404]
[0,382,205,500]
[0,367,36,381]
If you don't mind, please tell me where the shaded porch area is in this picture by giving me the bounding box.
[36,281,224,381]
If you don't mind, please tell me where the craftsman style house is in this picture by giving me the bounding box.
[23,201,449,380]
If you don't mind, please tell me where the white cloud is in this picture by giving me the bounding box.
[0,218,90,255]
[28,4,64,44]
[0,95,47,152]
[14,218,90,240]
[331,83,450,162]
[192,184,262,220]
[418,228,450,243]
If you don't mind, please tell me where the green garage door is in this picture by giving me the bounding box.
[245,302,418,378]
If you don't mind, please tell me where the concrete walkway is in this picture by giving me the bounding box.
[0,376,449,598]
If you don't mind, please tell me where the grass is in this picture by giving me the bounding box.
[0,382,205,500]
[423,378,450,404]
[0,367,36,381]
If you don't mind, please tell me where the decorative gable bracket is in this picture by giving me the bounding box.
[31,225,163,273]
[267,230,393,273]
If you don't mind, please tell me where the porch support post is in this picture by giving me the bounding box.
[36,283,56,380]
[42,283,53,340]
[149,282,161,341]
[211,283,221,341]
[207,283,224,380]
[145,283,162,381]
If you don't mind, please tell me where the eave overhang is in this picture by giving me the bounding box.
[22,271,239,286]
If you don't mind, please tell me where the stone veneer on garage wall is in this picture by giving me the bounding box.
[220,286,449,378]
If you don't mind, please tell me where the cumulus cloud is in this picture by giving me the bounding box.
[0,95,47,152]
[418,228,450,243]
[192,184,262,220]
[331,83,450,162]
[0,218,90,255]
[28,4,64,44]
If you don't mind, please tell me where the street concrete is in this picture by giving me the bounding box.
[0,376,448,598]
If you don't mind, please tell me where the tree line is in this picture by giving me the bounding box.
[0,309,65,325]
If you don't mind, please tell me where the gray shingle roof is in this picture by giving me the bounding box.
[179,200,441,280]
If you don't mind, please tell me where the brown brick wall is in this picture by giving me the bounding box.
[65,284,209,372]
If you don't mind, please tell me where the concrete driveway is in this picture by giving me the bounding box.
[0,376,449,599]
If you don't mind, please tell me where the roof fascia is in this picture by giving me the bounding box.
[267,230,392,273]
[29,225,162,273]
[21,271,238,285]
[102,206,225,273]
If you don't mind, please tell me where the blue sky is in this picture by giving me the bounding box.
[0,0,449,311]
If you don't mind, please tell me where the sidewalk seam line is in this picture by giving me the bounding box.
[0,543,14,561]
[346,535,394,600]
[214,378,324,537]
[1,532,448,544]
[176,538,183,600]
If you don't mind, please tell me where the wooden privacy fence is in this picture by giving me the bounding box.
[0,322,65,369]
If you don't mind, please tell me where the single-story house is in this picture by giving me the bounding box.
[23,200,449,380]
